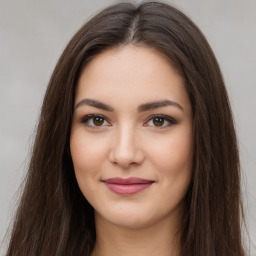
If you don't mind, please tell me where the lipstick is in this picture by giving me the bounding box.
[102,177,154,195]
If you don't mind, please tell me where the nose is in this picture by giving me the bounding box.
[109,125,144,169]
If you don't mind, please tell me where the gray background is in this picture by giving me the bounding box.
[0,0,255,254]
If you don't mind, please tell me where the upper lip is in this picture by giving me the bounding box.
[102,177,155,184]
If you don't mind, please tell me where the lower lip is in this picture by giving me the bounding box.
[104,182,154,195]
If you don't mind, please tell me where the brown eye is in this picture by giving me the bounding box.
[81,114,110,128]
[153,117,165,126]
[145,115,177,128]
[93,117,104,126]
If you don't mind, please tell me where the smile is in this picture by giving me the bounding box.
[102,177,155,195]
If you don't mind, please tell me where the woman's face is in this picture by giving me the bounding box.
[70,46,193,229]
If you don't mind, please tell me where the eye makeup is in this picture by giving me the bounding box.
[80,113,177,129]
[144,114,178,128]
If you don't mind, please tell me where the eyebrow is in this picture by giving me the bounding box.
[138,100,184,112]
[75,98,184,112]
[75,99,114,111]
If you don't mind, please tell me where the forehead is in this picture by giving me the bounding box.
[75,45,190,112]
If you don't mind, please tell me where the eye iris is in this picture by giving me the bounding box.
[153,117,164,126]
[93,117,104,126]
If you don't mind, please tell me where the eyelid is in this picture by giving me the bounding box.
[80,113,177,129]
[144,114,177,127]
[80,114,111,128]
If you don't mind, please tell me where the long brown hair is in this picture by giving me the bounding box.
[6,2,245,255]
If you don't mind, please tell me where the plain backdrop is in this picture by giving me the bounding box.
[0,0,255,254]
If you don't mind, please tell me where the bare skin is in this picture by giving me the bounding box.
[91,202,182,256]
[70,45,193,256]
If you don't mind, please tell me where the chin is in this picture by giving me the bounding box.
[105,214,153,229]
[95,204,169,230]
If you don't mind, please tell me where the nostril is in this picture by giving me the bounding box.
[108,131,145,168]
[109,146,144,168]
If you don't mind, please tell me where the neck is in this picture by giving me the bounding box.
[91,213,181,256]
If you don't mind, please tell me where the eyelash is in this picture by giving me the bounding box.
[144,114,177,128]
[80,114,110,128]
[80,114,177,128]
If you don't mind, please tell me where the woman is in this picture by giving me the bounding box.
[6,1,245,256]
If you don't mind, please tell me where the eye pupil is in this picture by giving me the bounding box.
[153,117,164,126]
[93,117,104,126]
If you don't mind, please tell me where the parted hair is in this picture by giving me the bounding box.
[6,2,245,256]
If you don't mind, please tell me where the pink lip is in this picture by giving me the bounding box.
[102,177,155,195]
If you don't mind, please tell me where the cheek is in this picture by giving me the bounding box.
[70,130,107,176]
[70,129,109,203]
[149,131,193,173]
[146,127,193,203]
[149,130,193,209]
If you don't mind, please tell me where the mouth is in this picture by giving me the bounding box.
[102,177,155,195]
